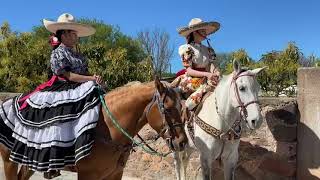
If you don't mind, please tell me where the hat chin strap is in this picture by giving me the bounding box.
[206,38,212,49]
[194,31,212,48]
[194,31,211,45]
[194,31,216,62]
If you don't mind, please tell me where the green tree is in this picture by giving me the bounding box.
[224,49,254,74]
[79,19,145,63]
[87,47,152,90]
[0,22,12,40]
[0,22,49,92]
[216,52,232,71]
[315,59,320,67]
[78,19,151,88]
[258,42,300,96]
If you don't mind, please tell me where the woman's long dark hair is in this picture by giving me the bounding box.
[47,30,68,78]
[186,32,195,44]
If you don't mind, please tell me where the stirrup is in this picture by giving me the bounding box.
[44,170,61,179]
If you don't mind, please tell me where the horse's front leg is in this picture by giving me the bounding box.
[199,152,212,180]
[2,160,18,180]
[221,139,240,180]
[173,147,193,180]
[173,151,183,180]
[195,134,223,180]
[102,169,124,180]
[17,166,34,180]
[1,145,18,180]
[101,150,130,180]
[76,139,121,180]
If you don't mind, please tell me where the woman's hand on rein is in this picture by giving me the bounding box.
[206,72,216,80]
[206,72,220,85]
[93,74,106,87]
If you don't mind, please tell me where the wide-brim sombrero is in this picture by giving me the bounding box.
[43,13,96,37]
[178,18,220,37]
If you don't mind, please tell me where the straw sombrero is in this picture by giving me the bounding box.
[178,18,220,37]
[43,13,96,37]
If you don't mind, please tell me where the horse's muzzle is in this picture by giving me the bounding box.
[166,134,187,152]
[245,115,263,130]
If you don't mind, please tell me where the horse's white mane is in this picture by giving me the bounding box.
[220,74,230,84]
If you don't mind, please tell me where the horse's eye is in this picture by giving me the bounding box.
[239,86,246,91]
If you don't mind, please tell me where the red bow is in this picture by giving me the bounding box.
[49,34,60,47]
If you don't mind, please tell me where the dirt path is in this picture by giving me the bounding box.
[0,166,140,180]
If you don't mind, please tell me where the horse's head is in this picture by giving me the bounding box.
[145,77,187,152]
[229,60,266,130]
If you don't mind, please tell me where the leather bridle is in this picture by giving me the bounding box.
[145,89,184,147]
[231,71,259,121]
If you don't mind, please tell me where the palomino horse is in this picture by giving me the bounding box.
[173,60,266,180]
[0,78,188,180]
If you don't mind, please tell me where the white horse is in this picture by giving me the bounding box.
[173,60,266,180]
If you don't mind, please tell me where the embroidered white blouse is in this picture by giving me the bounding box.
[178,43,215,69]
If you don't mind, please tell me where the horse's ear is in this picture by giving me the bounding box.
[233,59,241,74]
[250,66,268,75]
[155,76,166,94]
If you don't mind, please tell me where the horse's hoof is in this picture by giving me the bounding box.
[43,170,61,179]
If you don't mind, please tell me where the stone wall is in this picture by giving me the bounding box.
[0,92,20,101]
[250,99,297,179]
[297,68,320,180]
[227,98,298,180]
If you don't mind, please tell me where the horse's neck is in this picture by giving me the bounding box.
[102,83,155,145]
[199,75,238,131]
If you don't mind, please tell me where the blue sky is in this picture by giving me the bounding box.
[0,0,319,72]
